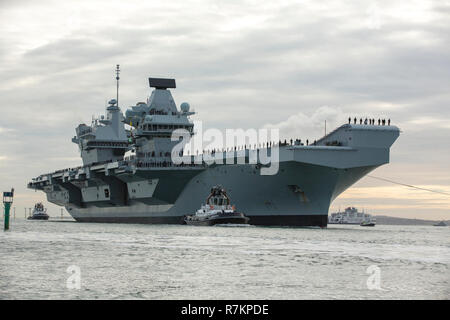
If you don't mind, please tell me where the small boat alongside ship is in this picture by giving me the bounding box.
[184,186,250,226]
[360,220,375,227]
[328,207,376,226]
[28,202,49,220]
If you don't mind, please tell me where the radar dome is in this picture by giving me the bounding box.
[180,102,190,112]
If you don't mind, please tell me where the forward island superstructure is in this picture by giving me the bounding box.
[28,72,400,227]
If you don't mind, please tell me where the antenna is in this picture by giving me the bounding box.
[116,64,120,107]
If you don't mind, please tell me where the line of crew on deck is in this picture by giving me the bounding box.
[348,117,391,126]
[186,138,318,157]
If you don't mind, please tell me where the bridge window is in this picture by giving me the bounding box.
[104,189,110,198]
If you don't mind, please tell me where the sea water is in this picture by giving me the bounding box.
[0,219,448,299]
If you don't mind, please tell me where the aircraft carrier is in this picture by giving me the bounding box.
[28,68,400,227]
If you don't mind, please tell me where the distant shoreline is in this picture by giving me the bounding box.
[374,215,449,226]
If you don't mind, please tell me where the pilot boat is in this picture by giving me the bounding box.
[28,202,49,220]
[184,186,249,226]
[360,220,375,227]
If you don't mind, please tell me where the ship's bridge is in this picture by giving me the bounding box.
[123,77,195,161]
[124,78,194,132]
[137,115,194,137]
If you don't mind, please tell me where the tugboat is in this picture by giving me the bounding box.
[360,220,376,227]
[184,186,249,226]
[28,202,49,220]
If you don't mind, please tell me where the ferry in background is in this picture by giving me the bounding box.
[328,207,376,226]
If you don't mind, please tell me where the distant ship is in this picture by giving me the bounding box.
[433,221,447,227]
[184,185,249,226]
[28,202,49,220]
[28,68,400,227]
[328,207,376,225]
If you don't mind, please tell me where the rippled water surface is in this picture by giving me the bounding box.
[1,219,449,299]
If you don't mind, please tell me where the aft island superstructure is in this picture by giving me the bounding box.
[28,72,400,227]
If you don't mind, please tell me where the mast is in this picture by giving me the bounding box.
[116,64,120,107]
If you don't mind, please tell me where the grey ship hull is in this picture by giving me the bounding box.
[30,124,400,227]
[67,161,375,227]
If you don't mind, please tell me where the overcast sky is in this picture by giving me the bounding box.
[0,0,449,220]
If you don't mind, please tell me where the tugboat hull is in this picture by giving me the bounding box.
[185,212,249,226]
[27,215,49,220]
